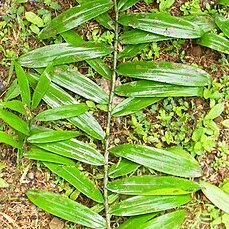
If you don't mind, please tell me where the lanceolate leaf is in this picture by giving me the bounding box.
[3,80,20,102]
[38,0,113,39]
[18,43,113,68]
[117,61,211,86]
[35,104,88,121]
[110,144,202,177]
[107,176,200,195]
[200,182,229,214]
[112,97,161,116]
[0,110,29,135]
[44,162,104,203]
[115,80,203,98]
[118,44,148,59]
[95,13,115,30]
[15,62,31,107]
[26,190,106,228]
[197,33,229,54]
[110,194,191,216]
[0,100,26,115]
[36,138,104,166]
[205,103,224,120]
[0,131,22,149]
[118,12,204,39]
[215,14,229,38]
[118,0,139,11]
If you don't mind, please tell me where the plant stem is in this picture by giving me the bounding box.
[103,1,119,228]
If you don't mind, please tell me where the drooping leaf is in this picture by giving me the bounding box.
[215,14,229,38]
[38,0,113,39]
[4,80,20,102]
[197,32,229,54]
[18,43,113,68]
[118,0,139,11]
[200,182,229,214]
[27,130,80,144]
[44,162,104,203]
[118,44,148,59]
[118,12,204,39]
[110,144,202,177]
[35,138,104,166]
[108,158,140,178]
[112,97,161,116]
[115,80,203,98]
[26,190,106,228]
[117,61,211,86]
[0,100,26,115]
[0,110,29,135]
[15,62,31,107]
[0,131,22,149]
[110,194,191,216]
[95,13,115,30]
[205,103,224,120]
[108,176,200,195]
[35,104,88,121]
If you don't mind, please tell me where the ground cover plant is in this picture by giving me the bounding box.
[0,0,229,228]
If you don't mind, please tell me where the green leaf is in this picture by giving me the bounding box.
[38,0,113,39]
[26,190,106,228]
[36,138,104,166]
[15,62,31,107]
[44,162,104,203]
[0,110,29,135]
[119,44,148,59]
[118,12,204,39]
[218,0,229,6]
[25,12,44,27]
[4,80,21,102]
[95,13,115,30]
[108,175,200,195]
[197,32,229,54]
[222,119,229,128]
[27,130,80,143]
[118,0,139,11]
[215,14,229,38]
[110,194,191,216]
[32,64,53,108]
[115,80,204,97]
[0,131,22,149]
[110,144,202,177]
[200,182,229,214]
[108,159,140,178]
[35,104,88,121]
[18,43,113,68]
[0,178,9,188]
[205,103,224,120]
[117,61,211,86]
[0,100,26,115]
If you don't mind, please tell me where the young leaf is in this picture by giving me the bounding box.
[118,0,139,11]
[110,194,191,216]
[44,162,104,203]
[38,0,113,39]
[0,110,29,135]
[27,130,80,144]
[118,44,148,59]
[0,100,26,115]
[110,144,202,177]
[0,131,22,149]
[4,80,20,102]
[25,12,44,27]
[117,61,211,86]
[215,14,229,38]
[26,190,106,228]
[115,80,204,97]
[107,176,200,195]
[35,104,88,121]
[205,103,224,120]
[200,182,229,214]
[15,62,31,107]
[118,12,204,39]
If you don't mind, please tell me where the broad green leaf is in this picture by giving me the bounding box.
[200,182,229,214]
[108,159,140,178]
[0,131,22,149]
[205,103,224,120]
[197,33,229,54]
[36,138,104,166]
[26,190,106,228]
[215,14,229,38]
[15,62,31,107]
[18,43,113,68]
[115,80,203,97]
[0,100,26,115]
[44,162,104,203]
[118,0,139,11]
[117,61,211,86]
[38,0,113,39]
[27,130,80,144]
[119,44,148,59]
[218,0,229,6]
[28,73,105,140]
[110,194,191,216]
[32,64,53,108]
[108,176,200,195]
[110,144,202,177]
[25,12,44,27]
[0,110,29,135]
[25,147,76,165]
[4,80,20,102]
[95,13,115,30]
[112,97,161,116]
[118,12,204,39]
[35,104,88,121]
[138,210,186,229]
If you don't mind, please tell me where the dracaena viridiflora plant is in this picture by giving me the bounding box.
[1,0,229,228]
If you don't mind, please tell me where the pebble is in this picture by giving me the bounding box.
[49,217,64,229]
